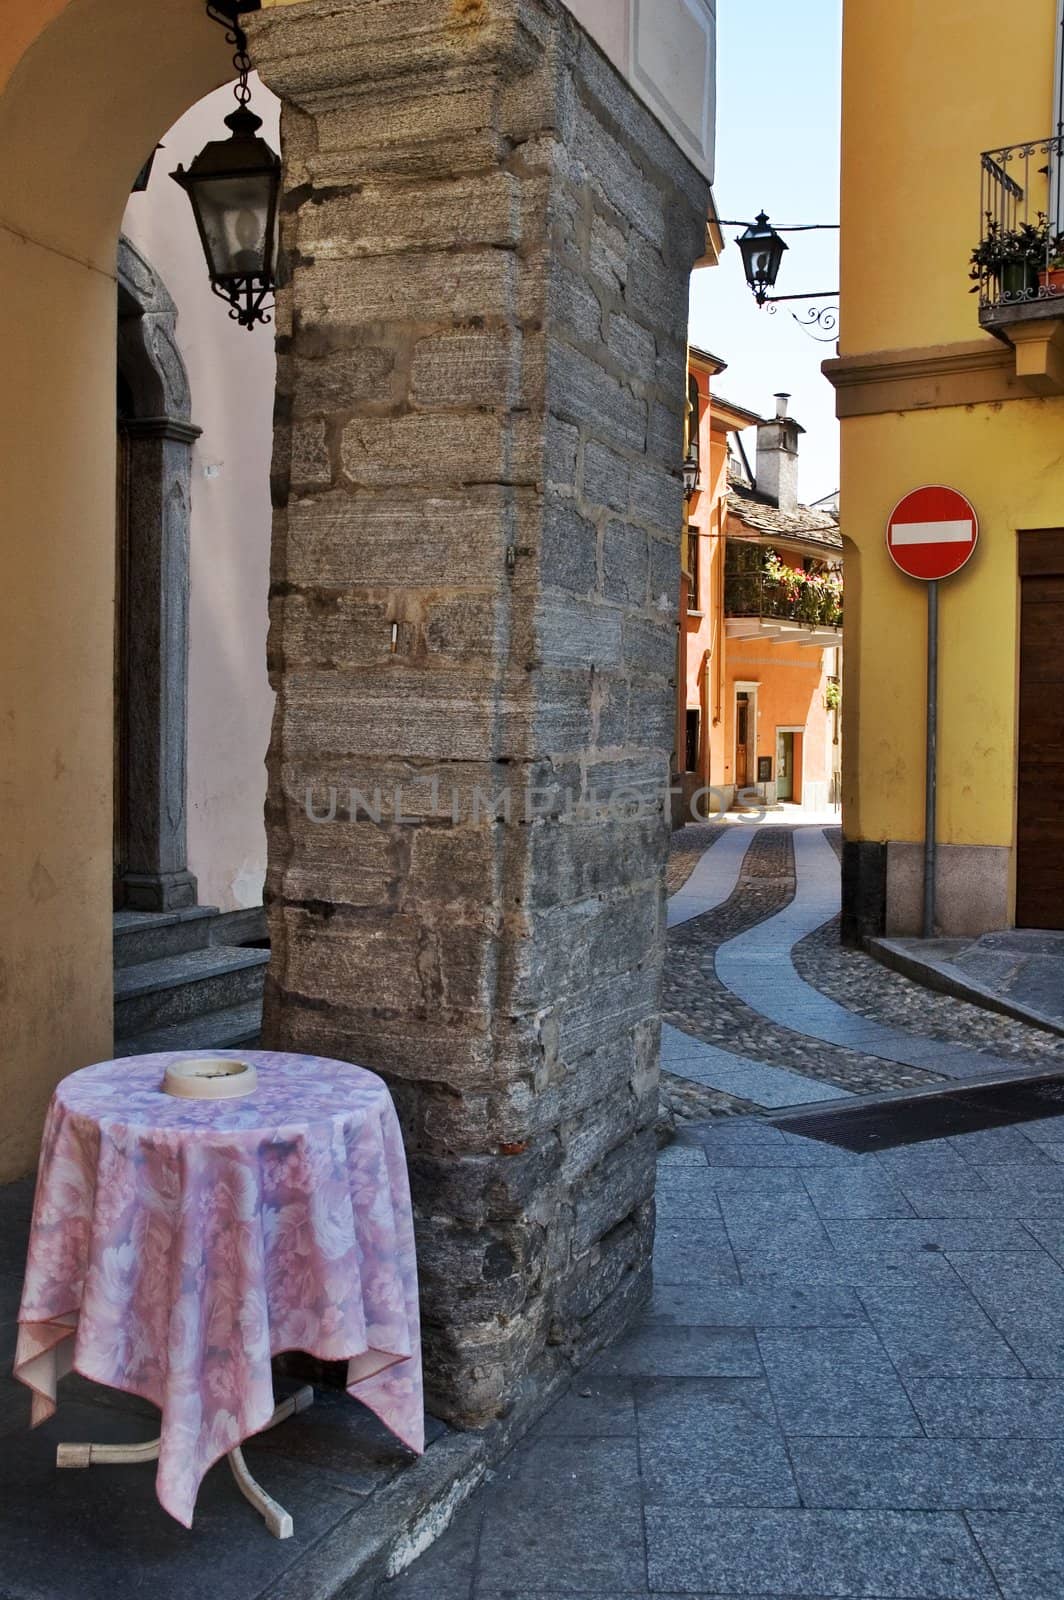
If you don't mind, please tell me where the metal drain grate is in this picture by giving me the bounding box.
[768,1072,1064,1154]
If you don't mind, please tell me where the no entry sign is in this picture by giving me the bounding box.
[886,486,979,581]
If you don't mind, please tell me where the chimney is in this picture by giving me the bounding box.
[755,392,804,512]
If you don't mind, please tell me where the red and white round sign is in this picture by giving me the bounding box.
[886,486,979,581]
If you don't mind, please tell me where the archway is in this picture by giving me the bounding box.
[2,0,712,1430]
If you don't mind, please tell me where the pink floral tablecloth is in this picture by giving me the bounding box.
[15,1050,424,1527]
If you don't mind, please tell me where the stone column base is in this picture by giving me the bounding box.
[119,869,198,913]
[842,837,1012,941]
[885,842,1011,938]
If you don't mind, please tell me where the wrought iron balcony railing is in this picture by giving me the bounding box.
[976,135,1064,319]
[724,571,843,630]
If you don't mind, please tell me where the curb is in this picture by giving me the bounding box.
[865,936,1064,1040]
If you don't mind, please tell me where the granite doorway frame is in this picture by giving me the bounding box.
[114,236,200,912]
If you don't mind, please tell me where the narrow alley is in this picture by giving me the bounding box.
[371,819,1064,1600]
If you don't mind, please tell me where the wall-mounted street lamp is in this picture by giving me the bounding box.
[682,450,700,501]
[722,211,840,342]
[171,2,280,331]
[736,213,789,306]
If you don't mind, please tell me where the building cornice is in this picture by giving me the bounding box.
[822,338,1026,418]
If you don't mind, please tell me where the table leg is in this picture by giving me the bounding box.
[227,1445,293,1538]
[57,1437,161,1468]
[56,1383,315,1539]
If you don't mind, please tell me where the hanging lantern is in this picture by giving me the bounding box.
[737,212,788,307]
[171,6,280,330]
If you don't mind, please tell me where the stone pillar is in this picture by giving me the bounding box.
[251,0,709,1425]
[119,423,199,912]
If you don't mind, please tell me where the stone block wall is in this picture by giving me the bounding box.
[251,0,709,1425]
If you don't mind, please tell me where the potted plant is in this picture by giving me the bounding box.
[969,214,1045,301]
[1040,232,1064,295]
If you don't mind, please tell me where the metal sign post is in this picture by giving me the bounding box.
[886,487,979,941]
[923,581,939,939]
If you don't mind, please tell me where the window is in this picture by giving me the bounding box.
[686,527,701,611]
[684,709,700,773]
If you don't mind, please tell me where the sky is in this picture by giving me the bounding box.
[689,0,843,503]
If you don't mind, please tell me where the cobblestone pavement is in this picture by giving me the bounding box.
[715,827,1044,1087]
[664,825,946,1099]
[381,1111,1064,1600]
[794,919,1064,1070]
[664,820,1064,1111]
[798,825,1064,1065]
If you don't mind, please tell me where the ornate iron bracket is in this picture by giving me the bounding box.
[764,290,840,343]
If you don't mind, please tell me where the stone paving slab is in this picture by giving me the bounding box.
[645,1283,867,1329]
[908,1377,1064,1437]
[636,1376,801,1508]
[591,1325,762,1379]
[476,1481,648,1594]
[756,1326,924,1438]
[791,1436,1064,1510]
[0,1398,360,1600]
[667,824,754,928]
[644,1506,998,1598]
[652,1216,741,1286]
[821,1218,1042,1254]
[966,1509,1064,1600]
[853,1281,1027,1380]
[662,1023,848,1109]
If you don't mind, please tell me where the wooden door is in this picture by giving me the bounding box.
[1017,530,1064,927]
[736,697,749,787]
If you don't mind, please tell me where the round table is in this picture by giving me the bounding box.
[15,1050,424,1532]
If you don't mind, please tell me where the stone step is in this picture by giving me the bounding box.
[113,906,220,969]
[113,946,269,1037]
[112,1001,263,1060]
[208,905,268,950]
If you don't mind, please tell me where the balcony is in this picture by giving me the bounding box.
[975,136,1064,393]
[724,569,842,648]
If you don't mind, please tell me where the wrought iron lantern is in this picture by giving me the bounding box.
[737,212,788,306]
[171,4,280,330]
[682,450,700,500]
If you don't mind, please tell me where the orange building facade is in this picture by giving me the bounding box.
[676,351,843,820]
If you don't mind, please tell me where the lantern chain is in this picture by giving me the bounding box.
[205,2,253,106]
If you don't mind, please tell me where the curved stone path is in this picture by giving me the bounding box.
[666,821,1041,1110]
[666,822,754,928]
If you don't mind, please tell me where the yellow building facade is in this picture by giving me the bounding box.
[827,0,1064,939]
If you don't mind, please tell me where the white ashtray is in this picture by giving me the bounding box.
[162,1056,258,1100]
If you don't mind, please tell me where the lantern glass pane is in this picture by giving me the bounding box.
[193,174,271,278]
